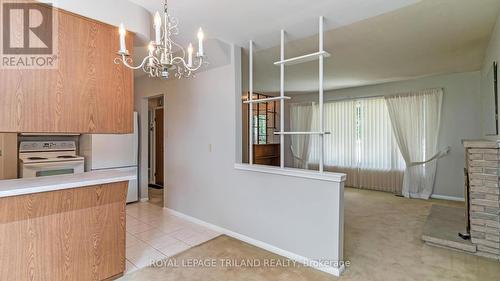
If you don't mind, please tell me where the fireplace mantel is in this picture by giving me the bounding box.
[463,139,500,148]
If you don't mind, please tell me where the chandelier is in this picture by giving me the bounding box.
[114,0,206,79]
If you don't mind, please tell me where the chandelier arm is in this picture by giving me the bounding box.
[171,56,204,72]
[114,54,159,70]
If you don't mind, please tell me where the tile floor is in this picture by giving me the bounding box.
[124,202,220,274]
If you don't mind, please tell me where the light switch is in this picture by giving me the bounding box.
[208,144,212,152]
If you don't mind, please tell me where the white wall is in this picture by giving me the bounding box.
[51,0,152,43]
[134,38,235,200]
[288,71,482,200]
[134,44,345,275]
[481,12,500,137]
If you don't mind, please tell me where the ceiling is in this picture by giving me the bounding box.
[127,0,421,48]
[128,0,500,91]
[250,0,500,92]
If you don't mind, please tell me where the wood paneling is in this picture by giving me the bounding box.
[0,5,134,134]
[0,182,128,281]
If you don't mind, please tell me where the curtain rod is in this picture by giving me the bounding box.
[289,88,443,105]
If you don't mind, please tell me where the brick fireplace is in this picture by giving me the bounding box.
[463,140,500,260]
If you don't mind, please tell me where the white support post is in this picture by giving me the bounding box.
[319,16,325,173]
[280,30,285,169]
[249,40,254,165]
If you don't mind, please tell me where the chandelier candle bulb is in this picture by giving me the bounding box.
[188,44,193,67]
[160,52,167,65]
[148,42,155,66]
[197,28,204,56]
[154,11,162,44]
[118,23,127,53]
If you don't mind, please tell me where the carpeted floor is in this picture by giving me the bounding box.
[119,235,335,281]
[120,188,500,281]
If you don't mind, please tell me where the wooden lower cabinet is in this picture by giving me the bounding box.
[0,182,128,281]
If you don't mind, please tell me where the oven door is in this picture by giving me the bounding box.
[21,160,85,178]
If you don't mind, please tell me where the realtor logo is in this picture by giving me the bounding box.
[1,0,58,69]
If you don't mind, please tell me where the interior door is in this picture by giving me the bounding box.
[155,108,164,186]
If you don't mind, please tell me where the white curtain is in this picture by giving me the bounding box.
[306,99,404,193]
[290,103,313,169]
[384,89,445,199]
[309,100,357,168]
[357,98,405,193]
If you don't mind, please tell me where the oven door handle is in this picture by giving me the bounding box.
[22,161,84,168]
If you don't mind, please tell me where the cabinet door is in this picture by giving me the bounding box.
[0,134,17,180]
[0,6,134,134]
[0,135,3,180]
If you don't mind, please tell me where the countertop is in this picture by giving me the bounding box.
[0,168,136,198]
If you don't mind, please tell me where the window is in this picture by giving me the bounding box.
[306,98,405,171]
[254,115,268,144]
[290,97,405,192]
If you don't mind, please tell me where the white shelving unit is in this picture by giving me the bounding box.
[274,132,331,135]
[243,96,291,104]
[248,16,329,172]
[248,40,254,165]
[273,51,331,66]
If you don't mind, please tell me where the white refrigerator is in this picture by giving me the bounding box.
[80,112,139,203]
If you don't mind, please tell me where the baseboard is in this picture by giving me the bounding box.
[139,197,149,202]
[431,194,464,202]
[164,207,345,277]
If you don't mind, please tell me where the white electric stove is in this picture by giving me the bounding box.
[19,141,85,178]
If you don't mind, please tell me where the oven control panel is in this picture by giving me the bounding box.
[19,141,76,152]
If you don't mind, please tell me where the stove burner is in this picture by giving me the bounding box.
[57,155,77,159]
[28,157,48,160]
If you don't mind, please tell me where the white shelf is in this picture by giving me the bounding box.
[274,131,331,135]
[274,51,331,66]
[243,96,291,104]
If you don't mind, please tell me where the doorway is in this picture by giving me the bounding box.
[148,96,164,207]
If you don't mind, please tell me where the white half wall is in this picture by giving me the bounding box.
[287,71,482,200]
[134,44,346,275]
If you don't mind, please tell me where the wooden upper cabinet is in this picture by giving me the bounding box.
[0,5,134,134]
